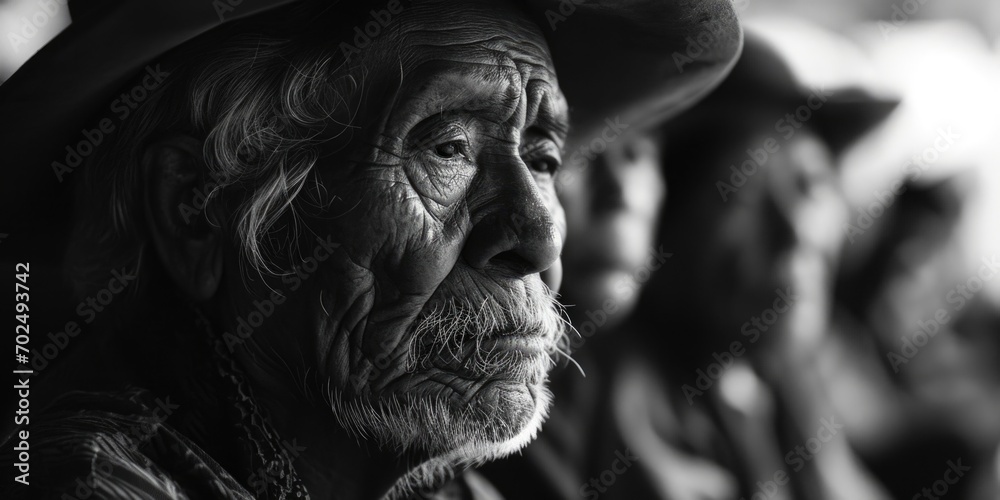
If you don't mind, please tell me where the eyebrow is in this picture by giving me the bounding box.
[389,61,570,148]
[521,75,570,145]
[417,65,520,121]
[533,104,570,142]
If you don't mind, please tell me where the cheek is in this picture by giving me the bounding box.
[354,175,470,294]
[404,155,477,211]
[645,167,668,212]
[323,165,471,287]
[295,172,474,384]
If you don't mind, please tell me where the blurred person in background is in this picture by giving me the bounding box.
[831,176,1000,500]
[484,23,898,500]
[482,119,674,500]
[825,20,1000,499]
[478,16,744,500]
[629,24,898,500]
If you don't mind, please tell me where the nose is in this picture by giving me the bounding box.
[463,162,564,281]
[763,194,796,254]
[590,137,663,217]
[591,147,627,215]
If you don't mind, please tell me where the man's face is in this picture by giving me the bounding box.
[712,130,843,297]
[557,131,667,319]
[222,0,569,460]
[868,183,1000,441]
[666,115,845,334]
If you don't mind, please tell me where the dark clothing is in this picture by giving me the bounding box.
[3,311,309,499]
[480,325,811,500]
[3,309,499,500]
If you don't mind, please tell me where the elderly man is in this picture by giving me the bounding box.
[0,0,740,498]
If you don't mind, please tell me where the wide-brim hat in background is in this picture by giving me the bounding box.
[0,0,743,243]
[668,17,900,155]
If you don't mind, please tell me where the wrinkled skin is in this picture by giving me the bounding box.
[220,0,569,466]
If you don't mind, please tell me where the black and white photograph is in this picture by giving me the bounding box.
[1,0,999,498]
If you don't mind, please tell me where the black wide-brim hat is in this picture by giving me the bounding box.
[0,0,742,239]
[667,27,900,155]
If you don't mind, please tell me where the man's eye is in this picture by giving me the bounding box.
[522,138,562,175]
[528,157,560,175]
[434,141,463,159]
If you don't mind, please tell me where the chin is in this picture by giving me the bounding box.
[462,376,553,456]
[420,344,557,455]
[328,349,555,457]
[377,379,553,500]
[463,367,553,440]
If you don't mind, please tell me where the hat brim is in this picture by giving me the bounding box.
[0,0,742,232]
[524,0,742,145]
[668,32,899,155]
[809,91,900,153]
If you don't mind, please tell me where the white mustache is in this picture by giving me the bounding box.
[405,286,572,378]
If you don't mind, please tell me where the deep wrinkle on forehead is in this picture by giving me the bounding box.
[370,2,569,148]
[378,38,569,142]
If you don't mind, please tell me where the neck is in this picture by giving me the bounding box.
[135,300,446,499]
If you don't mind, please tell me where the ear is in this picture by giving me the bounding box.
[142,134,224,302]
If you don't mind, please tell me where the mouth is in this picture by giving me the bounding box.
[415,326,556,383]
[404,288,567,386]
[477,332,550,356]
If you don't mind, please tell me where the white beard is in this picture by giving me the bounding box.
[323,281,570,499]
